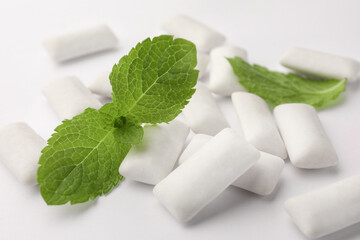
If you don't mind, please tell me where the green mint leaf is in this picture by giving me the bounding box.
[110,35,198,124]
[228,57,346,108]
[38,35,199,205]
[113,116,144,144]
[37,103,143,205]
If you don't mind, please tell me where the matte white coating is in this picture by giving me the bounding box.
[182,82,229,135]
[196,53,209,79]
[232,92,287,159]
[209,46,247,96]
[0,122,46,185]
[88,71,112,98]
[43,76,102,120]
[179,135,284,195]
[43,24,118,62]
[274,103,338,169]
[280,47,360,82]
[285,174,360,239]
[162,15,225,52]
[232,152,284,195]
[153,128,260,222]
[178,134,211,165]
[119,120,189,185]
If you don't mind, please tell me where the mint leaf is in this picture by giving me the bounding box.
[37,103,143,205]
[228,57,346,108]
[113,116,143,144]
[110,35,198,124]
[38,35,198,205]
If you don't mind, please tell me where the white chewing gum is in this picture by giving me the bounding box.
[179,135,284,195]
[88,71,112,98]
[182,82,229,135]
[232,92,287,159]
[153,128,260,222]
[43,76,102,120]
[232,152,284,196]
[285,174,360,239]
[43,24,118,62]
[0,122,46,185]
[280,47,360,82]
[274,103,338,169]
[162,15,225,52]
[209,46,247,96]
[196,53,209,79]
[178,134,212,165]
[119,120,189,185]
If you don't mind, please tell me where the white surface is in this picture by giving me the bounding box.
[0,0,359,239]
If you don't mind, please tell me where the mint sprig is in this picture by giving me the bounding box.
[228,57,346,108]
[37,35,198,205]
[111,35,197,124]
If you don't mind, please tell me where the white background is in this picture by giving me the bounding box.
[0,0,360,239]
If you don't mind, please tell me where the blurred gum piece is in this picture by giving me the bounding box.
[162,15,225,52]
[209,46,247,96]
[280,47,360,82]
[43,24,118,62]
[196,53,209,79]
[43,76,102,120]
[88,71,112,98]
[0,122,46,185]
